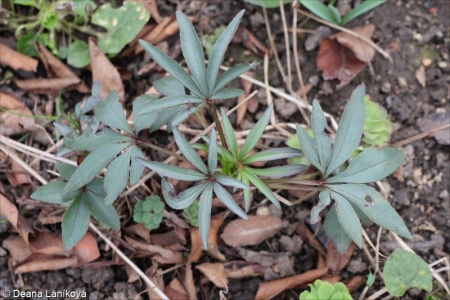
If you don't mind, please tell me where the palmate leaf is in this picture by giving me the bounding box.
[129,147,145,185]
[149,105,185,132]
[153,75,186,96]
[198,183,214,248]
[173,127,208,174]
[243,147,303,164]
[94,91,134,135]
[296,124,321,171]
[207,10,245,94]
[86,178,107,197]
[325,83,366,177]
[324,206,352,254]
[133,94,159,135]
[311,100,332,173]
[64,128,132,151]
[104,148,132,205]
[171,103,205,126]
[213,63,256,94]
[138,158,207,181]
[138,95,203,118]
[326,147,405,183]
[62,194,90,250]
[211,88,244,100]
[176,11,208,95]
[56,162,76,181]
[213,175,249,190]
[162,177,207,209]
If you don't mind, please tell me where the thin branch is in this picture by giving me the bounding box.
[391,124,450,148]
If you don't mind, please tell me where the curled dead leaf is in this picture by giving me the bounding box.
[0,43,38,72]
[196,262,228,288]
[14,78,81,95]
[0,92,35,136]
[164,278,189,299]
[13,253,78,274]
[28,231,66,256]
[125,236,184,264]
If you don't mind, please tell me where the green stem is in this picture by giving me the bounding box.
[207,100,229,152]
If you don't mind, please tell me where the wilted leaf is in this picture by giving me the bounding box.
[196,263,228,288]
[0,92,35,136]
[14,78,82,94]
[221,215,286,247]
[0,193,30,242]
[0,43,38,72]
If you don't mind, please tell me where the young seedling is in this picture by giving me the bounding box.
[133,196,165,230]
[299,280,352,300]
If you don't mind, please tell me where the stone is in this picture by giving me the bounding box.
[398,77,408,87]
[381,81,392,93]
[439,189,449,200]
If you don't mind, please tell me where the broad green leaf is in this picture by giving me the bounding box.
[213,182,248,220]
[239,103,273,160]
[92,2,150,55]
[330,191,363,248]
[171,103,205,126]
[247,165,307,178]
[176,11,208,95]
[173,127,208,174]
[311,100,332,173]
[31,181,66,204]
[244,169,280,209]
[104,149,131,205]
[162,177,206,209]
[138,95,203,117]
[153,75,186,96]
[129,146,145,185]
[63,142,130,194]
[139,40,204,98]
[213,63,255,94]
[133,94,159,134]
[64,128,132,151]
[208,129,218,173]
[243,147,303,164]
[211,88,244,100]
[311,189,331,224]
[327,4,342,24]
[73,0,97,19]
[86,178,106,197]
[298,0,338,23]
[213,175,249,190]
[85,191,120,229]
[341,0,386,25]
[383,249,432,297]
[67,40,90,68]
[198,183,213,248]
[325,83,366,177]
[329,184,411,239]
[62,194,90,250]
[318,281,334,299]
[326,147,405,183]
[244,0,291,8]
[137,158,207,181]
[296,124,321,171]
[324,206,352,254]
[221,108,238,157]
[56,162,76,181]
[17,32,48,57]
[94,91,134,135]
[207,10,245,94]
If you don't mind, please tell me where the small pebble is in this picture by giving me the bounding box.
[256,206,270,216]
[439,189,449,200]
[438,61,448,69]
[422,58,432,67]
[398,77,408,87]
[309,75,319,86]
[381,81,392,93]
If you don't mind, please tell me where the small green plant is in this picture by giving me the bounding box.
[298,0,386,25]
[363,95,393,147]
[3,0,149,67]
[299,280,352,300]
[183,201,199,227]
[133,196,165,230]
[202,26,224,55]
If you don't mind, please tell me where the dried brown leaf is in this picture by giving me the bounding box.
[333,25,375,63]
[151,228,187,251]
[139,0,161,23]
[0,192,30,242]
[326,240,355,273]
[188,228,203,263]
[2,235,31,262]
[13,253,78,274]
[0,43,38,72]
[0,92,35,136]
[224,260,265,279]
[164,278,189,300]
[221,215,286,247]
[72,232,100,263]
[196,263,228,288]
[232,25,267,57]
[124,223,151,242]
[345,276,366,292]
[415,65,426,87]
[238,249,295,281]
[6,150,31,186]
[206,214,225,261]
[182,263,197,300]
[237,72,257,125]
[254,268,328,300]
[89,38,124,102]
[125,236,184,264]
[14,78,82,94]
[298,221,327,257]
[28,231,65,255]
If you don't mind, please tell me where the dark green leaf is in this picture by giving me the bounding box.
[311,189,331,224]
[330,191,363,248]
[153,75,186,96]
[149,105,184,132]
[208,129,218,173]
[329,184,411,239]
[104,149,131,205]
[326,147,405,183]
[86,178,106,197]
[137,158,207,181]
[243,147,303,164]
[171,103,205,126]
[138,95,203,117]
[31,181,66,204]
[221,108,239,157]
[213,182,248,220]
[341,0,386,25]
[67,40,90,68]
[85,191,120,229]
[239,103,273,160]
[296,124,321,171]
[298,0,338,23]
[327,4,342,24]
[213,63,255,94]
[62,194,90,250]
[244,169,280,209]
[383,249,432,297]
[162,177,206,209]
[247,165,307,178]
[213,175,249,190]
[311,100,332,173]
[129,146,145,185]
[324,206,352,254]
[63,142,130,195]
[133,94,159,135]
[176,11,208,95]
[211,88,244,100]
[56,162,76,181]
[198,183,213,248]
[207,10,245,94]
[64,128,132,151]
[244,0,290,8]
[94,91,134,135]
[173,127,208,174]
[139,40,204,98]
[325,83,366,177]
[17,32,48,58]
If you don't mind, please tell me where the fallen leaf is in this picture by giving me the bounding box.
[151,228,187,251]
[0,92,35,136]
[124,223,151,242]
[5,149,31,186]
[298,221,327,257]
[221,215,287,247]
[2,235,31,262]
[125,236,184,264]
[238,249,295,280]
[28,231,66,255]
[139,0,161,23]
[0,43,38,72]
[163,210,190,229]
[14,77,82,94]
[182,263,197,300]
[415,65,426,87]
[35,43,89,93]
[13,253,78,274]
[89,38,124,102]
[317,25,375,89]
[188,228,203,263]
[232,25,267,57]
[326,240,355,273]
[237,72,257,126]
[254,268,328,300]
[125,264,141,284]
[72,232,100,263]
[224,260,266,279]
[0,192,30,242]
[196,263,228,288]
[345,276,366,292]
[206,214,225,261]
[164,278,189,300]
